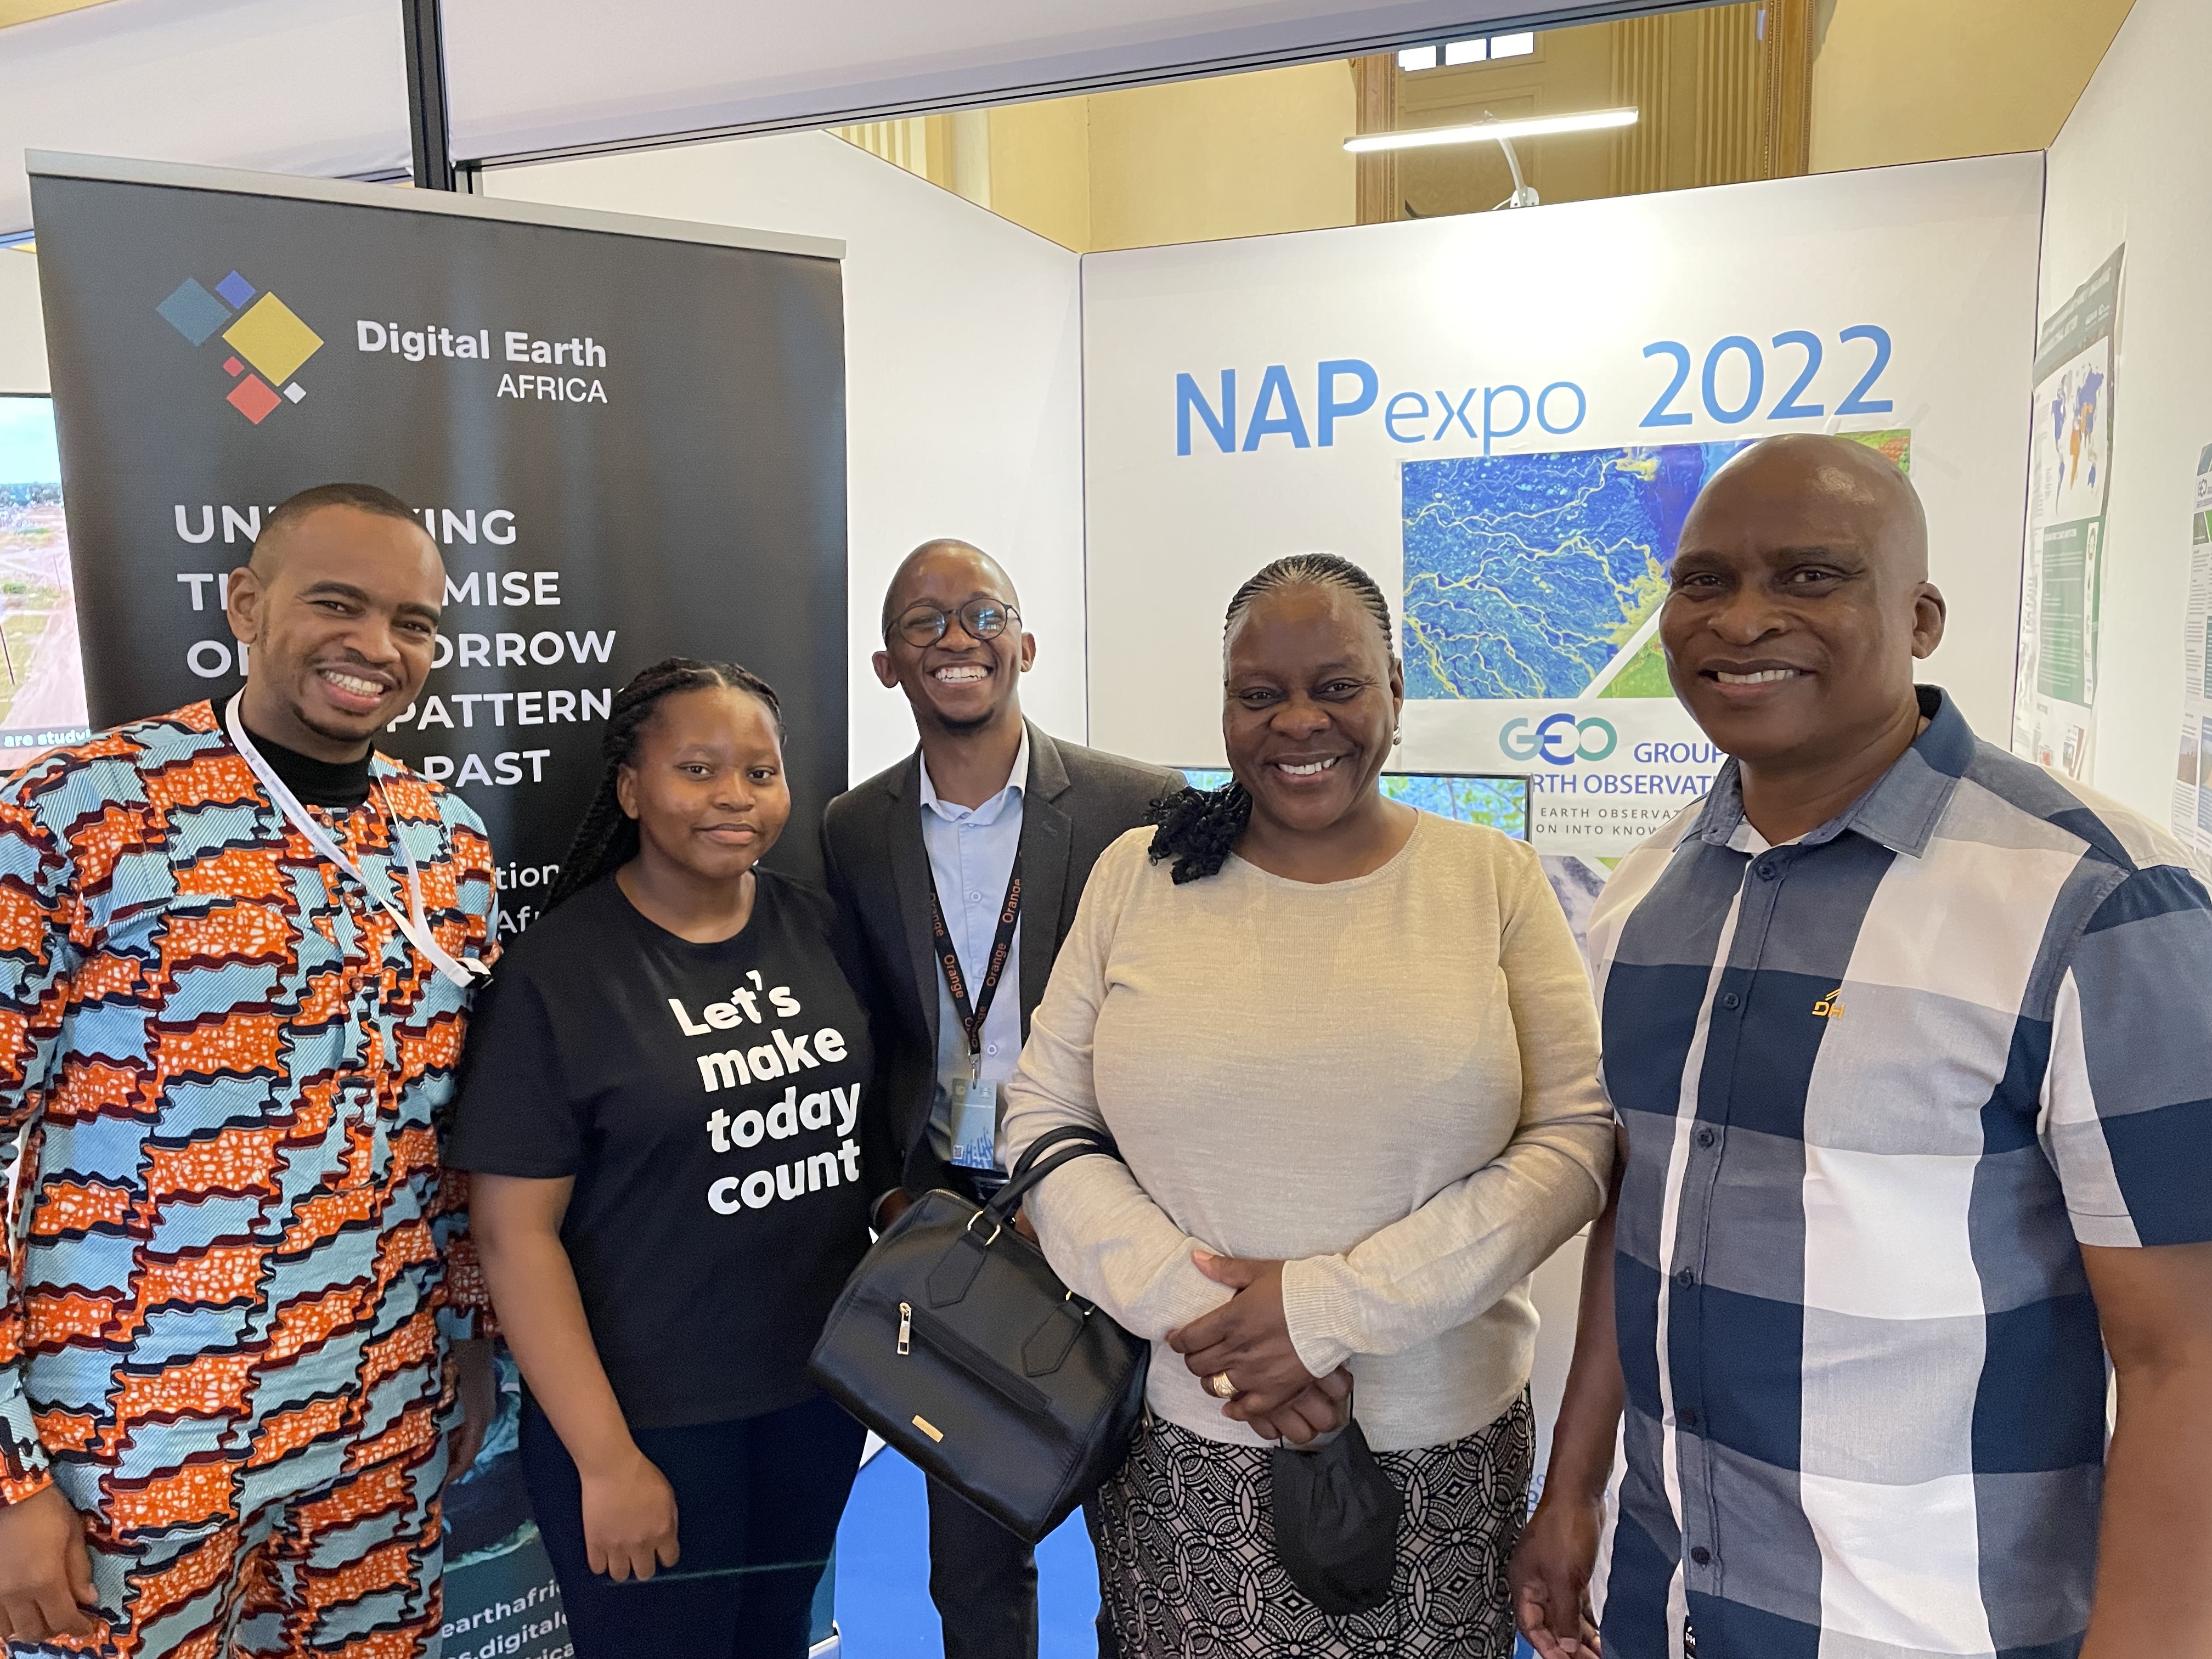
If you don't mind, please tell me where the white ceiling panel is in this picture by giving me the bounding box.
[446,0,1678,163]
[3,0,410,235]
[5,0,1692,235]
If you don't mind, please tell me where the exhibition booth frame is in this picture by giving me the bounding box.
[4,0,2210,1651]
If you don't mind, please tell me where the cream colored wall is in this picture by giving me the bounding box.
[1810,0,2135,172]
[986,96,1092,251]
[0,251,45,394]
[972,60,1357,252]
[1393,25,1620,216]
[0,0,111,26]
[1082,61,1356,251]
[870,0,2140,252]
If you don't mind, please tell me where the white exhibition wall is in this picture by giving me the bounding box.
[1080,153,2046,778]
[1068,156,2026,1469]
[482,133,1088,785]
[2039,0,2212,831]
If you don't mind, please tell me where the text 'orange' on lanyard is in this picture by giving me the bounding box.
[928,857,1020,1080]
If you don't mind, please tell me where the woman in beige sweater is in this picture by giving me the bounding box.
[1000,553,1612,1658]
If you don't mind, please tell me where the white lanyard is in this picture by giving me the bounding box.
[224,691,488,991]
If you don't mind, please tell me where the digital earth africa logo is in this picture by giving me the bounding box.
[155,269,325,426]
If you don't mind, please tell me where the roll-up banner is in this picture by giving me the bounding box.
[28,152,848,911]
[30,154,847,1655]
[1080,153,2045,898]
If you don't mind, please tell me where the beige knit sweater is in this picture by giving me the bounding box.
[1001,814,1612,1452]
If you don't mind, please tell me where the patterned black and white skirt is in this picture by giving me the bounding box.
[1090,1389,1535,1658]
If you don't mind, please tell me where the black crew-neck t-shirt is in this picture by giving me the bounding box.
[448,871,876,1429]
[245,726,372,808]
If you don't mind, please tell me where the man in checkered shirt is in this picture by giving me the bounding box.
[1512,435,2212,1658]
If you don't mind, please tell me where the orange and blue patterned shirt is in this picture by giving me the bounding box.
[0,702,496,1506]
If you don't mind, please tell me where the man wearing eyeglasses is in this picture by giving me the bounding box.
[822,539,1180,1659]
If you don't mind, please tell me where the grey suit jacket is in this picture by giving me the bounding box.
[820,722,1184,1199]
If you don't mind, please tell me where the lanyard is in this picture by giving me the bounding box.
[224,692,488,992]
[927,854,1021,1079]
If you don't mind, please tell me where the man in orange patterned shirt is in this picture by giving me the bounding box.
[0,485,498,1656]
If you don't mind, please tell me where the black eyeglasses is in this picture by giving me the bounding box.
[889,597,1020,650]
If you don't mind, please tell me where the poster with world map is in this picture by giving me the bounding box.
[2012,247,2123,780]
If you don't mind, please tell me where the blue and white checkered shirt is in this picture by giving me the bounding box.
[1588,686,2212,1659]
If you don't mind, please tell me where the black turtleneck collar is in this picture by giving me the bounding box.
[246,727,374,810]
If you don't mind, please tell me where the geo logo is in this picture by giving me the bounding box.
[155,269,325,426]
[1499,712,1619,766]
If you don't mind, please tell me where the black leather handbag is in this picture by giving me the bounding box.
[807,1125,1150,1544]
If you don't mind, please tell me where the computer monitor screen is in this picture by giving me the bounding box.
[1178,768,1529,839]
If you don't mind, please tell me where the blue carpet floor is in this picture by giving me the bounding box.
[833,1448,1103,1658]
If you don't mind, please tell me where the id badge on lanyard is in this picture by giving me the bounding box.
[948,1074,999,1174]
[930,857,1020,1172]
[225,692,488,992]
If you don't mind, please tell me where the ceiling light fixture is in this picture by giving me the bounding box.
[1343,106,1639,154]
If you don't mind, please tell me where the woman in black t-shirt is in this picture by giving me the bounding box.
[450,657,879,1659]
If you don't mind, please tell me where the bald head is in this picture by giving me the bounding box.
[1660,431,1946,783]
[1691,433,1928,583]
[880,539,1020,633]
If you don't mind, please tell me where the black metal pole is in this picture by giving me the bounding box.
[402,0,456,192]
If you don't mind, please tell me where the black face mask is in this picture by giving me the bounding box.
[1269,1403,1404,1616]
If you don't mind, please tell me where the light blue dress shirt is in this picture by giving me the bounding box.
[917,727,1028,1165]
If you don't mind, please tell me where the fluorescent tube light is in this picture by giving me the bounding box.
[1397,45,1438,71]
[1344,107,1638,153]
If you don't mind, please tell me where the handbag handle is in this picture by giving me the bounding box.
[985,1124,1119,1226]
[1006,1122,1114,1183]
[923,1125,1122,1309]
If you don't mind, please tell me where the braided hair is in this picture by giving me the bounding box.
[1145,554,1396,884]
[541,656,785,912]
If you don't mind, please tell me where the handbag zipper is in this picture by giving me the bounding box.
[898,1301,912,1356]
